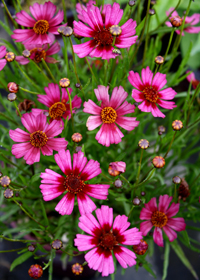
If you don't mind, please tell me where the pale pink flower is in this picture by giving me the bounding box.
[186,71,199,89]
[40,150,110,216]
[140,195,186,247]
[32,83,82,126]
[165,8,200,35]
[109,161,126,173]
[11,1,66,45]
[9,112,67,165]
[128,66,177,118]
[74,205,143,276]
[0,46,7,71]
[83,85,139,147]
[73,3,137,59]
[15,42,60,65]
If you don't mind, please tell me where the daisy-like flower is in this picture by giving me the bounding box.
[33,83,82,126]
[76,0,96,22]
[40,150,110,215]
[186,71,199,89]
[16,42,60,65]
[9,112,67,165]
[74,205,143,276]
[0,46,7,71]
[165,8,200,35]
[83,85,139,147]
[140,194,186,247]
[73,3,138,59]
[11,1,66,45]
[128,66,177,118]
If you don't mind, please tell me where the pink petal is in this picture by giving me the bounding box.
[95,123,123,146]
[141,66,153,85]
[167,217,186,231]
[115,36,138,48]
[9,128,30,142]
[83,99,101,115]
[145,197,158,212]
[140,221,153,236]
[55,192,75,215]
[152,72,167,90]
[116,101,136,115]
[48,10,64,26]
[115,116,139,131]
[157,99,176,110]
[0,59,6,71]
[120,19,137,38]
[0,46,7,58]
[151,103,166,118]
[131,89,144,102]
[153,227,164,247]
[84,184,110,200]
[140,208,152,220]
[94,85,110,106]
[77,193,96,215]
[114,246,137,268]
[121,228,143,245]
[158,194,173,213]
[46,41,60,55]
[23,146,41,165]
[72,151,87,175]
[113,215,130,234]
[128,71,143,90]
[11,142,32,158]
[79,213,101,235]
[15,55,29,65]
[96,205,113,231]
[105,3,123,28]
[46,138,68,151]
[109,86,128,109]
[73,40,97,58]
[40,186,65,201]
[81,159,101,181]
[54,149,72,175]
[73,20,94,37]
[163,225,177,242]
[74,234,96,251]
[166,202,180,217]
[86,116,102,130]
[159,88,177,100]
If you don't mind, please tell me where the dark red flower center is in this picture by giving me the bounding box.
[64,174,85,194]
[30,130,48,148]
[30,48,47,63]
[101,107,117,124]
[49,102,66,120]
[143,86,158,103]
[33,20,49,35]
[151,211,168,228]
[94,28,113,46]
[99,232,118,250]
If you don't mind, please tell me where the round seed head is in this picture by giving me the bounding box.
[133,239,148,255]
[112,49,121,55]
[128,0,136,6]
[7,92,17,102]
[4,188,13,199]
[114,179,123,188]
[5,52,15,62]
[62,26,73,37]
[158,125,166,133]
[28,244,36,252]
[72,133,82,143]
[7,82,19,93]
[28,264,43,279]
[138,139,149,150]
[149,9,155,15]
[59,78,70,88]
[109,25,122,36]
[22,49,31,58]
[172,176,181,184]
[132,197,141,206]
[155,56,164,65]
[152,156,165,168]
[75,83,81,88]
[51,239,63,250]
[141,191,146,196]
[170,16,183,27]
[172,120,183,131]
[0,176,11,187]
[72,263,83,275]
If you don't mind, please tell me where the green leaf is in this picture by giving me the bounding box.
[30,173,41,184]
[162,242,170,280]
[136,17,145,37]
[170,239,198,280]
[0,21,12,35]
[115,197,129,202]
[10,252,32,271]
[143,263,156,278]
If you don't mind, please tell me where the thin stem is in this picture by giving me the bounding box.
[61,248,83,257]
[66,88,74,133]
[139,166,154,184]
[0,112,19,126]
[19,86,43,95]
[62,0,67,22]
[120,174,132,187]
[30,60,51,83]
[135,150,144,186]
[186,83,200,125]
[174,184,177,202]
[63,37,70,75]
[41,59,57,83]
[2,0,17,27]
[13,101,21,117]
[137,168,156,187]
[137,0,141,24]
[0,247,25,253]
[0,235,38,243]
[128,205,135,219]
[190,173,200,189]
[85,57,98,84]
[69,37,81,84]
[159,29,175,72]
[164,131,177,158]
[142,15,151,67]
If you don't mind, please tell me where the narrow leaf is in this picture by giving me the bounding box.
[162,242,170,280]
[10,252,32,271]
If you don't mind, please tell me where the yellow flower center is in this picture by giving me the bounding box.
[143,86,158,103]
[33,20,49,35]
[30,130,48,147]
[30,48,46,63]
[151,211,168,228]
[101,107,117,124]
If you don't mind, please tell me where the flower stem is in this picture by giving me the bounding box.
[0,112,19,126]
[13,101,21,117]
[159,28,175,72]
[19,86,43,95]
[66,88,74,133]
[62,0,67,22]
[164,131,177,158]
[0,247,25,253]
[135,149,144,186]
[186,83,200,125]
[41,59,57,83]
[69,37,81,85]
[0,235,38,243]
[1,0,18,28]
[120,174,132,187]
[63,37,70,76]
[0,152,31,175]
[85,57,98,84]
[142,15,151,67]
[30,60,51,83]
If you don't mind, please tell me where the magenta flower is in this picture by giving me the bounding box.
[11,1,66,45]
[9,112,67,165]
[73,3,137,59]
[32,83,82,126]
[166,8,200,35]
[0,46,7,71]
[128,66,177,118]
[186,71,199,89]
[74,205,143,276]
[16,42,60,65]
[140,195,186,247]
[76,0,96,21]
[83,85,139,147]
[109,161,126,173]
[40,150,110,215]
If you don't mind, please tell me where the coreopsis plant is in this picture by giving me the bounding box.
[0,1,200,280]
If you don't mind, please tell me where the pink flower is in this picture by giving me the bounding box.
[166,8,200,35]
[83,85,139,147]
[186,71,199,89]
[73,3,138,59]
[74,205,143,276]
[76,0,96,21]
[15,42,60,65]
[40,150,110,215]
[33,83,82,126]
[128,66,177,118]
[11,1,66,45]
[9,112,67,165]
[109,161,126,173]
[0,46,7,71]
[140,195,186,247]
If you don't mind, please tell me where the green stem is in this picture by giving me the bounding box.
[0,235,38,243]
[60,248,83,257]
[120,174,132,187]
[19,86,43,95]
[159,28,175,72]
[13,101,21,117]
[0,112,19,126]
[85,57,98,84]
[69,37,81,84]
[63,37,70,75]
[66,88,74,133]
[139,166,154,184]
[142,14,151,67]
[41,59,57,83]
[0,247,25,253]
[0,152,31,175]
[137,0,141,24]
[128,205,135,219]
[164,131,177,158]
[190,172,200,190]
[186,83,200,125]
[2,0,17,27]
[135,149,144,186]
[137,168,156,187]
[174,184,177,202]
[62,0,67,22]
[30,60,51,83]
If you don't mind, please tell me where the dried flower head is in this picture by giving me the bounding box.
[114,179,123,188]
[28,264,43,279]
[173,176,181,184]
[59,78,70,88]
[72,263,83,275]
[170,16,183,27]
[133,197,141,206]
[172,120,183,131]
[72,133,82,143]
[28,244,36,252]
[152,156,165,168]
[4,188,14,199]
[133,239,148,255]
[155,56,164,65]
[22,49,31,58]
[17,99,36,115]
[7,82,19,93]
[7,93,17,102]
[62,26,73,37]
[109,25,122,36]
[138,139,149,150]
[178,178,190,202]
[5,52,15,62]
[0,176,11,187]
[51,239,63,250]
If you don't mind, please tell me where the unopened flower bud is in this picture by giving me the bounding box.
[0,176,11,187]
[57,26,65,34]
[155,56,164,65]
[108,161,126,177]
[112,49,121,55]
[149,9,155,15]
[152,156,165,168]
[62,26,73,37]
[172,120,183,131]
[132,197,141,206]
[4,188,13,199]
[28,264,43,279]
[170,16,183,27]
[5,52,15,62]
[51,239,63,250]
[128,0,136,6]
[28,244,36,252]
[7,92,17,102]
[151,0,156,4]
[114,179,123,188]
[133,239,148,255]
[172,176,181,184]
[72,133,82,143]
[72,263,83,275]
[138,139,149,150]
[59,78,70,88]
[141,191,146,196]
[7,82,19,93]
[75,83,81,88]
[109,25,122,36]
[22,49,31,58]
[158,125,166,133]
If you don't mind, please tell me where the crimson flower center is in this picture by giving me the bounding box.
[30,130,48,147]
[143,86,158,103]
[33,20,50,35]
[94,29,113,46]
[99,232,117,250]
[49,102,66,120]
[30,48,47,63]
[151,211,168,228]
[64,174,85,194]
[101,107,117,124]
